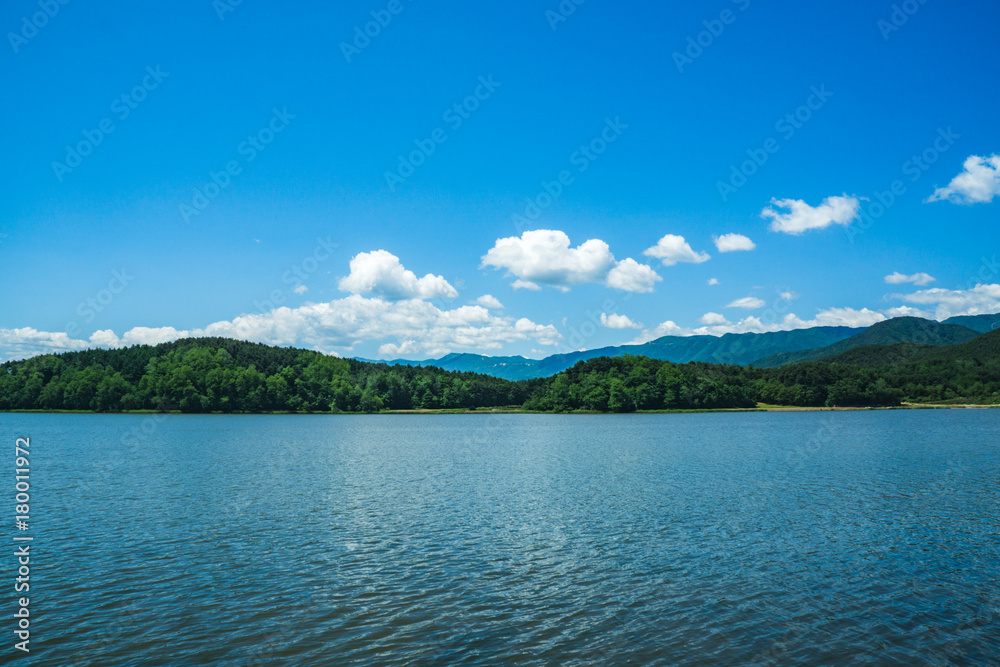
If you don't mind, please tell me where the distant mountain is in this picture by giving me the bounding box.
[372,326,863,380]
[753,317,982,367]
[943,313,1000,334]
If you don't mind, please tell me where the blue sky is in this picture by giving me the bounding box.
[2,0,999,362]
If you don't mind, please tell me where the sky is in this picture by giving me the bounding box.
[2,0,999,362]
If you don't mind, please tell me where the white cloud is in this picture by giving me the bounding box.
[883,305,934,319]
[0,296,564,363]
[779,291,798,302]
[630,307,888,344]
[88,329,121,348]
[926,154,1000,204]
[600,313,642,329]
[895,283,1000,320]
[119,326,190,347]
[726,296,766,309]
[0,327,91,361]
[699,312,727,325]
[338,250,458,300]
[643,234,710,266]
[884,271,936,286]
[713,233,756,253]
[481,229,660,292]
[293,285,308,295]
[630,320,688,342]
[707,278,720,286]
[605,258,662,293]
[378,340,421,356]
[474,294,504,309]
[762,194,860,234]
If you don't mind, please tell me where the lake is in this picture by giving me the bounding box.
[4,410,999,666]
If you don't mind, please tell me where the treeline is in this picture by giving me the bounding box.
[0,338,528,413]
[1,333,998,413]
[524,355,904,412]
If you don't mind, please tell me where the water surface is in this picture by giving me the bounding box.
[5,410,999,665]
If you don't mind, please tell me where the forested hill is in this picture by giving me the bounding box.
[0,338,529,413]
[752,317,982,367]
[2,329,999,413]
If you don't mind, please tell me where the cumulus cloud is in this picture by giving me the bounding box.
[707,278,720,286]
[713,233,756,253]
[779,291,798,302]
[474,294,504,309]
[926,155,1000,204]
[726,296,766,309]
[338,250,458,300]
[0,327,91,361]
[600,313,642,329]
[0,296,564,363]
[699,312,727,325]
[293,285,308,295]
[378,340,421,356]
[643,234,710,266]
[605,258,662,293]
[481,229,660,292]
[762,194,860,234]
[885,271,936,286]
[894,283,1000,320]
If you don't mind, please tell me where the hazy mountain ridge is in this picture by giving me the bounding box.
[370,326,864,380]
[942,313,1000,334]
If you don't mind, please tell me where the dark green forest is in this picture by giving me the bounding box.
[1,330,999,413]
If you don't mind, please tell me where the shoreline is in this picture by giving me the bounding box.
[1,403,997,416]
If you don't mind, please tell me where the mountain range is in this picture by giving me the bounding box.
[363,314,1000,380]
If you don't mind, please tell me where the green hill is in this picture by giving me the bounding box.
[919,325,1000,363]
[942,313,1000,334]
[0,337,529,413]
[753,317,982,367]
[823,342,935,366]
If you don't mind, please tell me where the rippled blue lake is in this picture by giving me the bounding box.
[4,410,1000,666]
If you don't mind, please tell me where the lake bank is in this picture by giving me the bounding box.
[3,402,998,415]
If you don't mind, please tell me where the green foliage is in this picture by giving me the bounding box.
[523,355,759,412]
[0,338,528,414]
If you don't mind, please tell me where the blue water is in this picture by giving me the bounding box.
[4,410,999,665]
